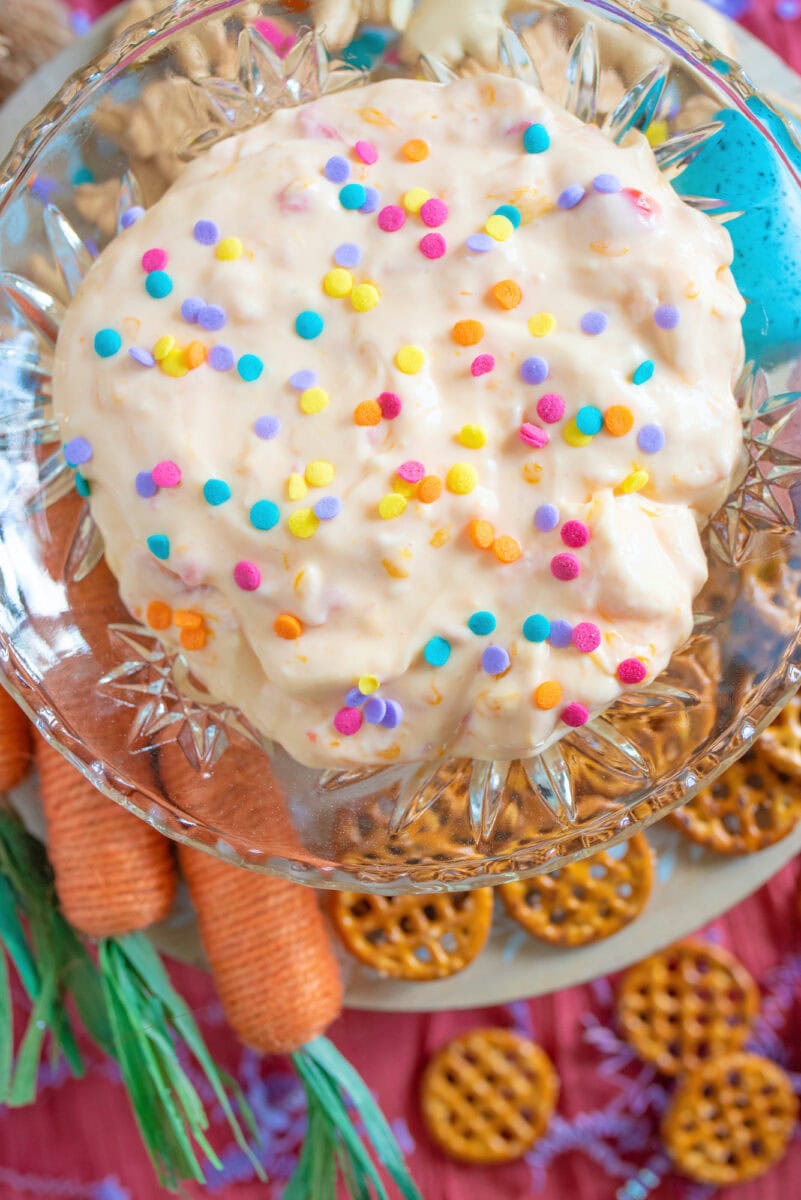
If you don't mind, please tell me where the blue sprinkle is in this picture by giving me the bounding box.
[482,646,510,675]
[324,155,351,183]
[364,696,387,725]
[135,471,157,498]
[254,415,280,439]
[468,611,496,636]
[523,614,550,642]
[129,347,155,367]
[339,183,367,210]
[520,356,549,385]
[289,369,317,390]
[120,206,144,229]
[181,296,205,324]
[632,360,655,385]
[557,184,585,210]
[314,496,341,520]
[94,328,121,357]
[145,270,172,299]
[146,534,170,560]
[193,219,220,245]
[424,636,451,667]
[361,186,380,214]
[576,405,603,436]
[592,173,621,193]
[237,354,264,382]
[203,479,231,506]
[334,243,362,268]
[493,204,521,228]
[345,687,364,708]
[549,619,573,648]
[466,233,493,253]
[637,423,665,453]
[249,499,280,531]
[72,167,95,186]
[380,699,403,729]
[295,310,324,340]
[523,123,550,154]
[64,436,93,467]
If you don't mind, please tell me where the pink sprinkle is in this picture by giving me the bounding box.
[572,622,601,653]
[519,422,549,449]
[334,707,363,736]
[151,460,181,488]
[551,552,581,581]
[537,393,565,424]
[397,460,425,483]
[141,248,167,272]
[233,561,261,591]
[561,702,589,727]
[355,140,378,165]
[561,520,590,548]
[378,392,402,419]
[420,198,448,227]
[377,205,406,232]
[618,658,647,685]
[419,233,446,259]
[471,354,495,377]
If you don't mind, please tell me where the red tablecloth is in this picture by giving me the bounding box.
[5,1,801,1196]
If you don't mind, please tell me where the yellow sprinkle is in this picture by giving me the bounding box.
[288,507,319,538]
[358,674,380,695]
[215,236,243,261]
[616,469,650,495]
[430,527,451,547]
[359,107,396,127]
[645,119,669,147]
[522,461,543,484]
[305,460,335,487]
[402,187,431,215]
[378,493,407,520]
[287,473,308,500]
[395,345,425,375]
[446,463,478,495]
[484,214,514,242]
[323,268,353,298]
[300,386,329,414]
[563,418,592,448]
[160,348,188,377]
[153,334,175,361]
[382,558,410,579]
[686,281,700,299]
[528,312,556,338]
[351,283,380,312]
[393,476,418,498]
[457,424,487,449]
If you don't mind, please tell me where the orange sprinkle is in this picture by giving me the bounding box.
[534,680,562,710]
[402,138,429,162]
[382,559,410,579]
[451,319,484,346]
[430,527,451,548]
[491,280,522,310]
[418,475,443,504]
[173,610,203,630]
[180,626,207,651]
[359,107,396,127]
[604,405,635,437]
[493,535,522,564]
[468,519,495,549]
[146,601,172,630]
[185,341,207,369]
[522,462,543,485]
[354,399,382,426]
[274,613,303,640]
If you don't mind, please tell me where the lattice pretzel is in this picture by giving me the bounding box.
[420,1028,558,1164]
[662,1052,798,1186]
[329,887,493,980]
[669,746,801,855]
[499,833,653,947]
[618,940,760,1076]
[758,692,801,779]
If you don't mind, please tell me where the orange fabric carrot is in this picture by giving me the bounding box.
[0,688,32,792]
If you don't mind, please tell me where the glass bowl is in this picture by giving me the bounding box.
[2,0,801,892]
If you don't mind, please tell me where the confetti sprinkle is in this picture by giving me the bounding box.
[592,174,621,193]
[484,214,514,241]
[492,279,522,310]
[617,469,650,494]
[537,393,565,424]
[604,405,634,437]
[534,503,559,532]
[402,188,430,214]
[452,320,484,346]
[358,674,380,695]
[250,499,280,530]
[563,419,592,448]
[238,353,264,382]
[493,204,521,229]
[523,123,550,153]
[275,613,303,640]
[340,183,367,210]
[424,636,451,666]
[397,460,425,483]
[519,422,549,449]
[466,233,493,253]
[288,508,320,538]
[654,303,680,329]
[295,310,324,340]
[351,283,381,311]
[493,535,522,564]
[418,476,442,503]
[637,424,666,453]
[420,198,448,227]
[209,345,235,372]
[381,700,403,729]
[520,356,549,385]
[287,474,307,501]
[75,474,89,500]
[557,185,585,210]
[561,701,589,727]
[64,437,92,467]
[216,236,243,261]
[323,268,354,298]
[141,248,167,272]
[354,399,381,425]
[551,552,580,580]
[314,496,341,520]
[378,493,407,519]
[254,415,281,440]
[377,204,406,232]
[354,140,378,164]
[290,369,317,391]
[129,347,155,367]
[193,219,220,245]
[632,360,655,385]
[523,614,550,642]
[580,311,607,335]
[576,406,603,436]
[572,622,601,652]
[361,186,380,214]
[482,646,510,675]
[151,460,181,488]
[618,658,647,684]
[146,601,172,630]
[147,534,170,560]
[203,478,231,506]
[469,519,495,549]
[94,328,121,357]
[457,425,487,449]
[334,707,363,735]
[395,345,425,374]
[324,155,350,183]
[363,696,387,724]
[402,138,429,162]
[534,680,562,710]
[446,463,478,494]
[197,303,226,331]
[528,312,556,337]
[378,392,402,419]
[120,206,144,228]
[153,335,175,361]
[161,348,188,378]
[305,460,335,487]
[145,270,172,299]
[468,611,496,635]
[471,353,495,377]
[420,232,446,259]
[334,243,362,268]
[136,471,157,498]
[301,387,329,414]
[549,619,573,648]
[186,341,207,370]
[561,520,590,548]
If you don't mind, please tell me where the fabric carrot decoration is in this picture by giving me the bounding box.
[0,686,32,792]
[161,746,421,1200]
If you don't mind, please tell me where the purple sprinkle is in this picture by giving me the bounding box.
[120,205,145,229]
[592,173,621,194]
[520,356,549,385]
[580,310,608,335]
[314,496,341,520]
[654,303,680,330]
[71,11,92,35]
[557,184,586,210]
[86,239,99,260]
[345,687,364,707]
[360,186,380,214]
[380,699,403,729]
[535,503,559,532]
[364,696,387,725]
[334,243,362,268]
[30,177,58,203]
[466,233,493,253]
[181,296,205,324]
[637,423,665,453]
[289,369,317,391]
[135,470,157,498]
[776,0,801,18]
[324,155,350,183]
[482,645,511,675]
[549,619,573,648]
[208,344,235,372]
[254,415,281,439]
[63,436,92,467]
[197,304,226,332]
[193,219,220,245]
[129,347,155,367]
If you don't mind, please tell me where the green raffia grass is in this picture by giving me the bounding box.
[98,933,265,1191]
[0,808,112,1104]
[289,1036,422,1200]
